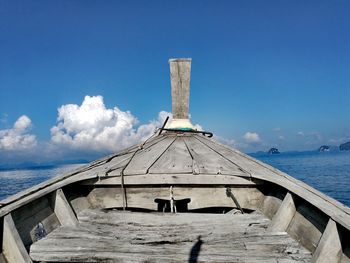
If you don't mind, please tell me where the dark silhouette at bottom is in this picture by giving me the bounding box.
[189,235,203,263]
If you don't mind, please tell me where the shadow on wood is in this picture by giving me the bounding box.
[188,235,203,263]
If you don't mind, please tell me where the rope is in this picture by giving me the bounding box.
[119,130,159,210]
[226,187,244,214]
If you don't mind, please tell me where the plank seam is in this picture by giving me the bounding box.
[193,135,252,177]
[146,136,178,174]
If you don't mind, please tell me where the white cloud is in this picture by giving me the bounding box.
[297,131,304,136]
[50,95,171,152]
[273,127,281,132]
[243,132,261,144]
[278,135,285,140]
[214,135,235,147]
[0,115,37,151]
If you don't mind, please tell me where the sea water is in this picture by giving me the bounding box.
[0,151,349,206]
[252,151,350,207]
[0,164,84,201]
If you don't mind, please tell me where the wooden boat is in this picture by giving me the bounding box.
[0,58,349,263]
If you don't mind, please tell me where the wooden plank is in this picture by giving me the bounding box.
[0,217,3,253]
[52,189,78,227]
[193,135,251,175]
[82,174,260,186]
[69,196,91,215]
[169,58,191,120]
[0,134,166,216]
[123,136,177,175]
[196,135,350,231]
[105,135,170,176]
[183,136,247,176]
[287,203,328,253]
[2,214,32,263]
[87,186,264,211]
[149,137,193,174]
[312,219,342,263]
[30,209,311,262]
[268,192,296,232]
[259,192,284,220]
[12,196,61,248]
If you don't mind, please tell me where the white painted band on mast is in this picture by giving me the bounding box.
[167,58,195,130]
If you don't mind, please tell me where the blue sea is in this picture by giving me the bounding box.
[0,151,349,207]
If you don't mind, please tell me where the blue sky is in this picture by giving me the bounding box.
[1,0,350,164]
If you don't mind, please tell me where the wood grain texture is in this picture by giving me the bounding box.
[87,186,263,211]
[268,192,296,232]
[83,174,259,186]
[149,137,193,174]
[30,209,311,262]
[312,219,342,263]
[2,214,32,263]
[183,136,247,175]
[12,196,60,248]
[287,203,328,253]
[51,189,78,227]
[196,134,350,231]
[123,136,177,175]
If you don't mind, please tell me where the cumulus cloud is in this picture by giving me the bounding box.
[0,115,37,151]
[243,132,261,144]
[50,95,171,153]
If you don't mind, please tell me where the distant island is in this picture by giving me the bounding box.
[340,141,350,151]
[318,145,330,152]
[268,148,280,154]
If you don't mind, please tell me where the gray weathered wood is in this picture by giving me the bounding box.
[287,203,328,252]
[123,136,177,175]
[183,136,247,175]
[87,186,263,211]
[169,58,191,120]
[30,209,311,262]
[312,219,342,263]
[11,196,60,248]
[0,134,165,216]
[268,192,296,232]
[2,214,32,263]
[82,174,260,186]
[149,137,193,174]
[52,189,78,227]
[195,134,350,231]
[0,216,3,253]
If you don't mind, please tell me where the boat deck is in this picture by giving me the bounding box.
[30,209,312,262]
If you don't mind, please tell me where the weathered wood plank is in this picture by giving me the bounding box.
[287,203,328,253]
[12,196,61,248]
[123,136,177,175]
[0,216,3,254]
[30,209,311,262]
[196,135,350,231]
[82,174,260,186]
[2,214,32,263]
[87,186,263,211]
[312,219,342,263]
[69,196,91,215]
[259,192,284,220]
[268,192,296,232]
[149,137,193,174]
[51,189,78,227]
[183,136,247,176]
[0,134,166,216]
